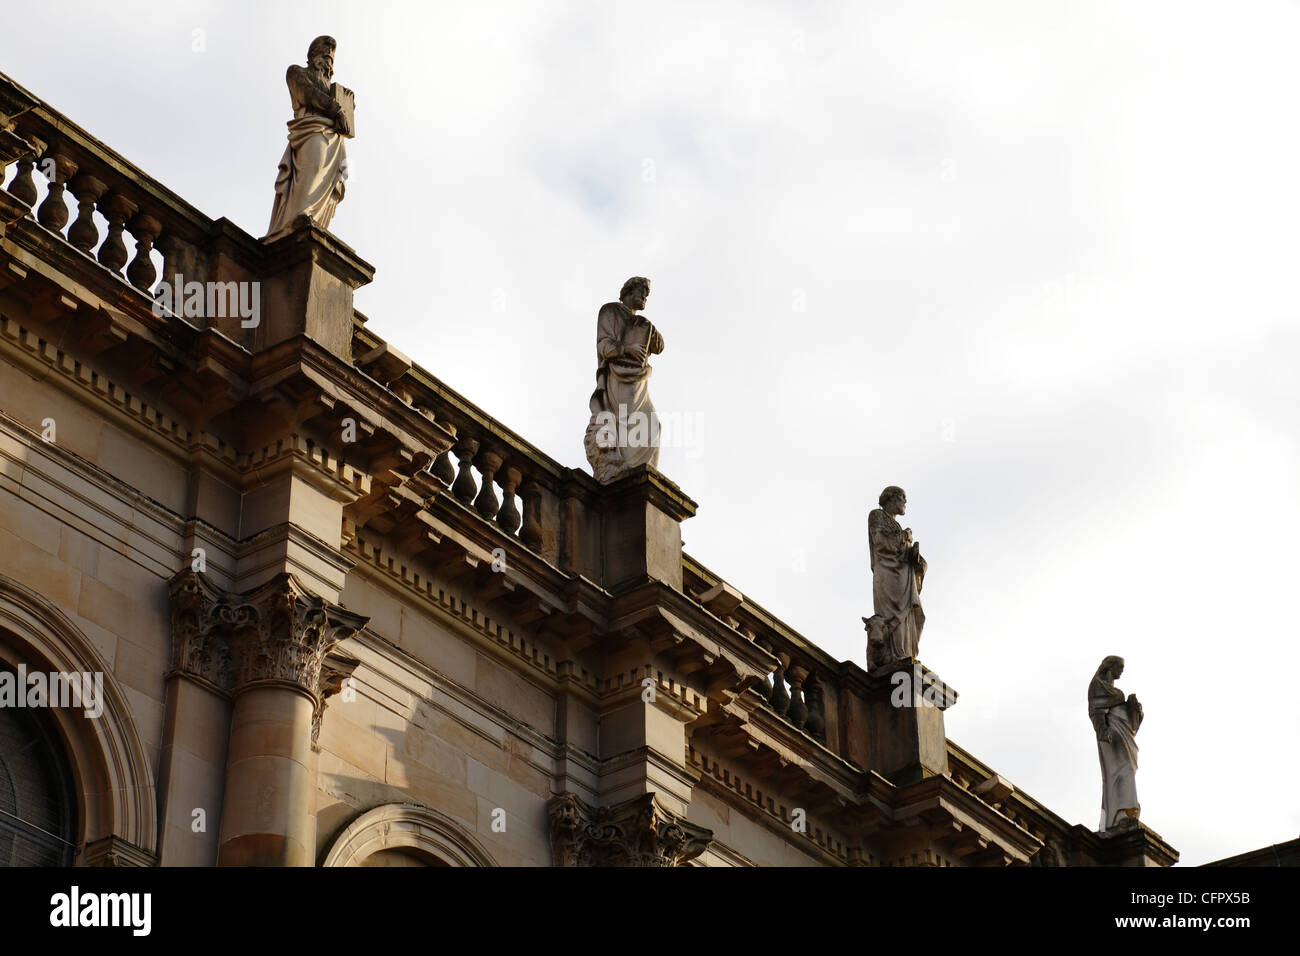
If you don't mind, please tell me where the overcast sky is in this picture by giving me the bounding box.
[4,0,1298,866]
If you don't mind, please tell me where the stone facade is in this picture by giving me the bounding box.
[0,69,1179,868]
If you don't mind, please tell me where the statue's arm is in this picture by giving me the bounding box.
[595,305,622,365]
[868,511,899,563]
[286,65,340,116]
[648,325,664,355]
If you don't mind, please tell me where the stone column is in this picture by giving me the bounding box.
[167,571,367,866]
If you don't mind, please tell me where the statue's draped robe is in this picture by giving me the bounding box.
[265,65,348,239]
[867,508,926,661]
[1089,676,1140,831]
[584,302,664,483]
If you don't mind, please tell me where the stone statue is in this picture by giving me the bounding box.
[863,486,927,671]
[583,277,664,484]
[1089,655,1143,834]
[264,35,354,241]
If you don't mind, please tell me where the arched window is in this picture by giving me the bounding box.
[0,665,78,866]
[321,804,496,867]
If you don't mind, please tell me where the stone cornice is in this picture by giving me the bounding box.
[887,774,1043,865]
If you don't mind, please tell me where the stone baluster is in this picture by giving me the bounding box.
[35,153,77,235]
[755,637,774,697]
[66,173,106,253]
[6,153,39,207]
[496,466,521,534]
[96,192,137,274]
[804,675,826,739]
[155,230,200,295]
[769,652,790,717]
[519,480,543,551]
[430,448,456,487]
[473,450,502,520]
[786,664,808,729]
[126,213,161,291]
[451,436,479,506]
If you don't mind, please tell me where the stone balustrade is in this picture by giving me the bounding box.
[683,557,837,748]
[1,75,239,306]
[349,317,579,569]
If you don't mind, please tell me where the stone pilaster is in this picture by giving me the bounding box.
[165,570,368,866]
[547,792,713,867]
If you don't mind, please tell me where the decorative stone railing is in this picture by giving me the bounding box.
[683,556,840,749]
[351,317,584,571]
[1,71,258,311]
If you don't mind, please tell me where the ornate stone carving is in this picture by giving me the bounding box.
[313,651,360,747]
[1089,655,1143,835]
[168,570,368,701]
[548,792,712,867]
[584,277,664,484]
[264,35,354,240]
[864,485,927,671]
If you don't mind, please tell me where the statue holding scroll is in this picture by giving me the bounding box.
[264,35,354,240]
[584,277,664,484]
[1089,655,1143,834]
[864,486,927,671]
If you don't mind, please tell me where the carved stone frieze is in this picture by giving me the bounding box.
[547,792,712,867]
[168,570,368,701]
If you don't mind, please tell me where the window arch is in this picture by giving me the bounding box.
[321,804,496,867]
[0,665,78,866]
[0,573,157,861]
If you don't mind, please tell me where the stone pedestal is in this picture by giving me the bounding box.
[597,466,696,593]
[863,660,957,785]
[255,215,374,361]
[1066,822,1179,867]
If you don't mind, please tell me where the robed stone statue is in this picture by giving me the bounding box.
[584,277,664,484]
[264,35,354,241]
[1089,655,1143,834]
[864,486,927,671]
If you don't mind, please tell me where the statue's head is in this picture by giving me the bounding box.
[308,36,337,77]
[620,276,650,312]
[1098,655,1124,680]
[879,485,906,516]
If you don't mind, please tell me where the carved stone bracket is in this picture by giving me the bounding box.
[168,570,369,703]
[547,792,713,867]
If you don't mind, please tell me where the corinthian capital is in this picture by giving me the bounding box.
[547,792,712,867]
[168,570,368,700]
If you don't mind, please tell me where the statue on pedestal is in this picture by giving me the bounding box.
[1089,655,1143,834]
[264,35,355,241]
[864,486,927,671]
[584,277,664,484]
